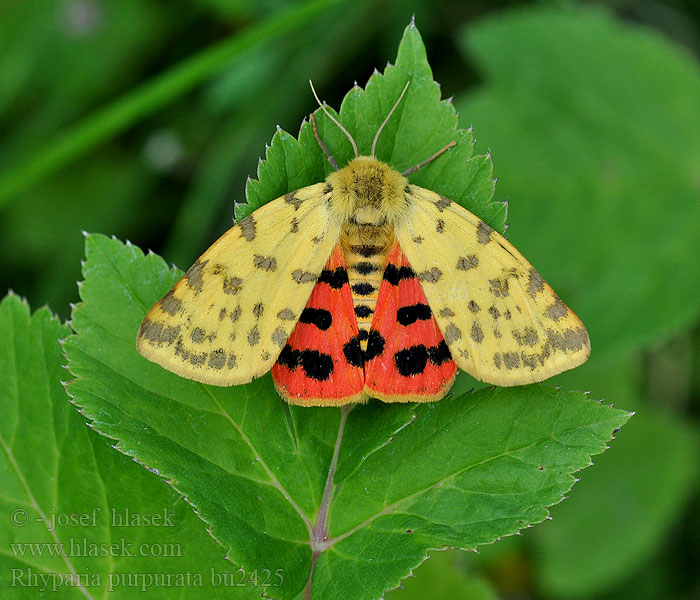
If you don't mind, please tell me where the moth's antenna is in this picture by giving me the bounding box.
[310,113,339,171]
[309,80,358,158]
[371,80,410,157]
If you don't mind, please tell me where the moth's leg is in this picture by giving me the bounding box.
[401,140,456,176]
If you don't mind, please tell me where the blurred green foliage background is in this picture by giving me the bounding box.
[1,0,698,599]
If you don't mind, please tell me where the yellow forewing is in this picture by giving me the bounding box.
[395,185,590,386]
[136,183,342,385]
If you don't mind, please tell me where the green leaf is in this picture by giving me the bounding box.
[64,231,629,599]
[456,6,700,361]
[239,20,504,235]
[534,409,699,598]
[385,549,498,600]
[0,293,258,598]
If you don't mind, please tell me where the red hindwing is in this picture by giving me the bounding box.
[363,242,457,402]
[271,245,365,405]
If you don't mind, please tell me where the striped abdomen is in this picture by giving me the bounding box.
[341,227,393,350]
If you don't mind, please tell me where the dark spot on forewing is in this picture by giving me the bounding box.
[546,327,589,353]
[521,353,538,370]
[468,300,480,313]
[271,327,288,348]
[139,319,179,346]
[545,297,568,321]
[253,254,277,271]
[477,221,493,244]
[223,276,243,295]
[160,290,182,316]
[247,326,260,346]
[527,267,545,299]
[185,259,207,293]
[290,218,299,233]
[191,327,206,344]
[277,308,295,320]
[436,219,445,233]
[238,214,256,241]
[443,324,462,344]
[417,267,442,283]
[513,327,539,347]
[489,278,509,298]
[292,269,318,284]
[502,352,520,370]
[435,196,451,211]
[284,193,303,210]
[208,349,227,370]
[189,352,207,366]
[471,322,484,343]
[253,303,264,318]
[457,255,479,271]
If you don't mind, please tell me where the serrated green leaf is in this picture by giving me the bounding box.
[238,21,505,234]
[64,231,629,599]
[385,549,498,600]
[456,6,700,361]
[0,293,259,599]
[534,409,699,598]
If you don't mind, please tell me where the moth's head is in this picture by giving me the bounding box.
[310,80,412,224]
[327,156,407,224]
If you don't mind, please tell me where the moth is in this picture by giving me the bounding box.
[137,82,590,406]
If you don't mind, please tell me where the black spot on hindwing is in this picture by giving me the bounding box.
[365,330,386,361]
[277,345,334,381]
[299,307,332,330]
[396,303,432,326]
[343,337,364,367]
[318,267,349,289]
[394,342,453,377]
[383,264,415,285]
[394,345,428,376]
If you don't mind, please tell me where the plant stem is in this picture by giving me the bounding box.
[304,404,352,599]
